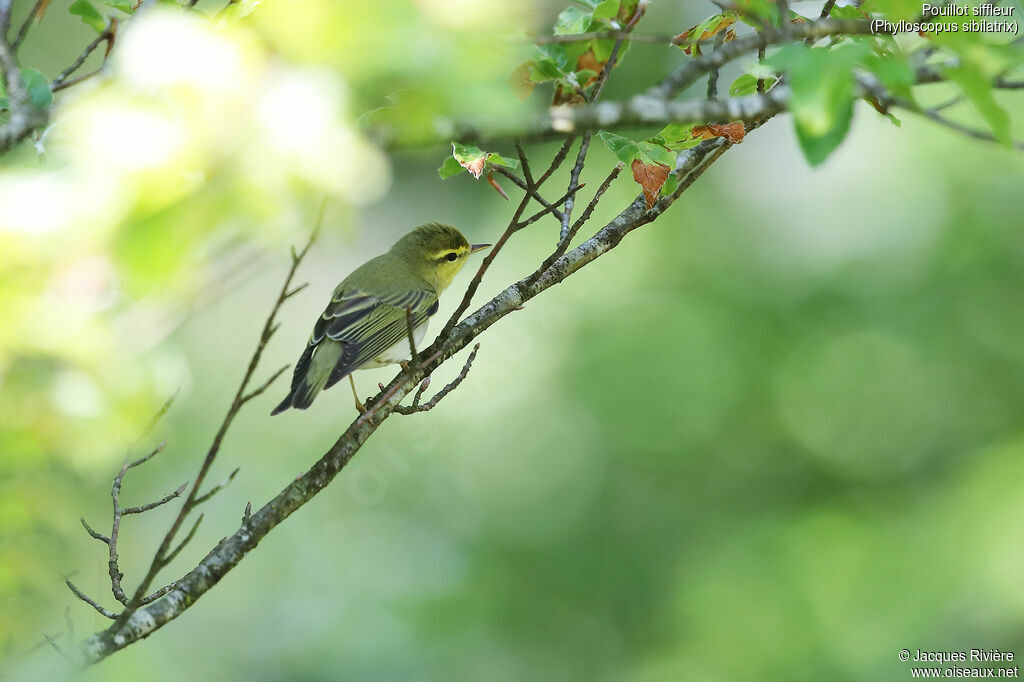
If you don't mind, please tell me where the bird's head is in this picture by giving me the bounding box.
[391,222,490,291]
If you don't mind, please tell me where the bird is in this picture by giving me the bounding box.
[271,222,490,415]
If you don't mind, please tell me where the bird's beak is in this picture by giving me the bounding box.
[470,243,492,254]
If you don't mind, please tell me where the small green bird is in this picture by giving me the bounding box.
[271,222,490,415]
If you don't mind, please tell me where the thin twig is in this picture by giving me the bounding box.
[80,517,110,544]
[64,606,75,644]
[194,468,239,505]
[111,201,325,630]
[493,167,565,222]
[535,136,575,186]
[393,345,481,415]
[123,482,188,515]
[41,632,71,662]
[410,376,431,409]
[139,580,179,606]
[65,579,116,619]
[588,1,647,104]
[440,167,544,339]
[161,513,204,567]
[51,21,114,90]
[556,133,592,244]
[241,365,289,404]
[706,31,727,100]
[11,0,46,51]
[527,163,623,285]
[820,0,838,19]
[516,183,585,229]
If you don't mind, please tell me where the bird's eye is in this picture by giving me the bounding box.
[444,252,458,262]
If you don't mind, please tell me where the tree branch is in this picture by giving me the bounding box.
[75,130,735,664]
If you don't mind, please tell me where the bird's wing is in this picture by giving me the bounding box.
[310,287,438,388]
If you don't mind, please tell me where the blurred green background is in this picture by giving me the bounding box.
[2,0,1023,680]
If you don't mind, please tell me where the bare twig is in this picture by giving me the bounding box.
[410,376,431,409]
[493,167,566,222]
[11,0,47,50]
[123,482,188,515]
[517,183,585,229]
[65,580,116,620]
[194,468,239,505]
[41,631,71,662]
[536,136,575,186]
[859,74,1024,151]
[706,31,727,100]
[820,0,838,19]
[111,205,323,630]
[51,19,115,90]
[394,345,481,415]
[241,365,289,404]
[527,163,623,285]
[80,517,110,544]
[139,581,179,606]
[162,513,204,567]
[64,606,75,644]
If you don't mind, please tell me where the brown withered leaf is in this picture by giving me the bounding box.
[552,84,585,106]
[691,122,746,144]
[576,50,604,87]
[509,62,535,100]
[673,15,737,56]
[631,159,670,210]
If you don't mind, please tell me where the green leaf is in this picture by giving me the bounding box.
[676,13,737,56]
[574,69,597,84]
[598,130,641,164]
[736,0,778,27]
[554,7,593,35]
[651,123,702,151]
[591,37,617,63]
[637,141,676,167]
[103,0,135,12]
[862,50,915,100]
[592,0,620,20]
[729,74,758,97]
[530,59,564,82]
[69,0,107,32]
[438,156,465,179]
[486,153,519,169]
[829,4,869,19]
[0,69,53,110]
[442,143,519,180]
[660,172,680,197]
[767,43,869,166]
[861,0,919,20]
[945,63,1011,146]
[534,45,572,72]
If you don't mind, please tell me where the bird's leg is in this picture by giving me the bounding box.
[399,360,409,371]
[349,374,366,413]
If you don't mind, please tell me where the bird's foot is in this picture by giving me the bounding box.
[399,360,410,371]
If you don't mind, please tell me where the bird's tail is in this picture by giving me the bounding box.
[270,342,341,415]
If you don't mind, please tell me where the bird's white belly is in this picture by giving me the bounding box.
[363,321,429,369]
